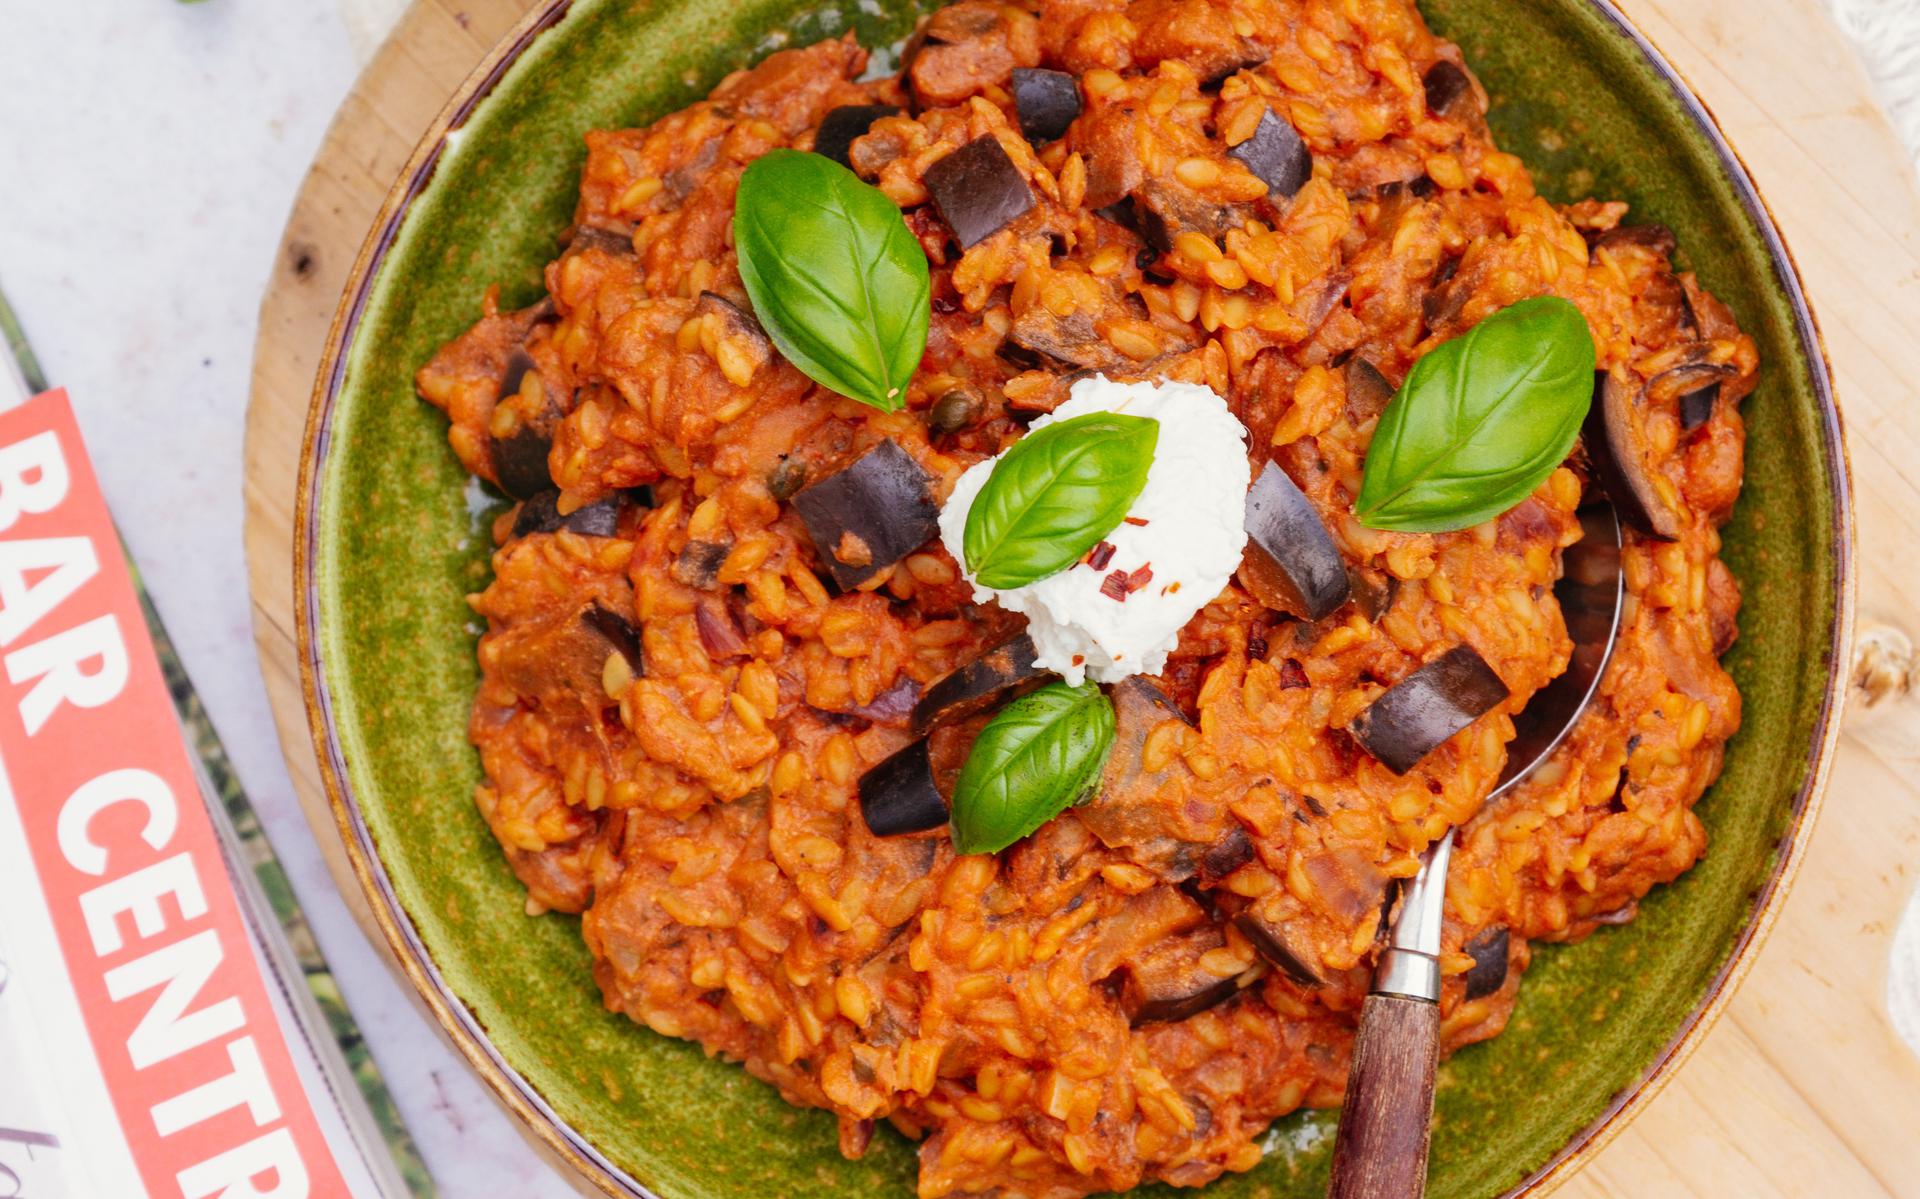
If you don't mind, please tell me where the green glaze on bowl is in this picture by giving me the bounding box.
[301,0,1850,1195]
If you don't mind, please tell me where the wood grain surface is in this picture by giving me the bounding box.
[1328,993,1443,1199]
[243,0,1920,1193]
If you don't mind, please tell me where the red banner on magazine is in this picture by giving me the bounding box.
[0,390,349,1198]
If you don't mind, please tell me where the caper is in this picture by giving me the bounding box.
[927,387,982,435]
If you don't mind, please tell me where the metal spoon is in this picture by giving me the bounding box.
[1325,504,1624,1199]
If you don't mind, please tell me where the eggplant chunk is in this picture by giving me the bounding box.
[490,598,642,715]
[858,739,950,837]
[1648,361,1735,432]
[813,104,900,169]
[696,291,772,363]
[562,223,636,258]
[1196,826,1255,885]
[1344,356,1395,425]
[581,601,644,674]
[1422,59,1475,119]
[1347,566,1399,622]
[1086,884,1209,976]
[1587,223,1677,259]
[1232,910,1323,988]
[512,491,621,539]
[1302,847,1388,924]
[1007,303,1134,372]
[1228,109,1313,201]
[672,539,733,590]
[1584,370,1684,540]
[490,346,563,500]
[1462,926,1510,1000]
[792,439,941,589]
[1350,645,1510,774]
[911,632,1053,734]
[1119,926,1241,1025]
[1080,683,1261,884]
[1080,677,1213,878]
[924,136,1037,249]
[1678,384,1719,431]
[499,345,538,399]
[1134,177,1245,252]
[493,429,553,500]
[1011,68,1080,144]
[1239,461,1351,621]
[1648,359,1734,400]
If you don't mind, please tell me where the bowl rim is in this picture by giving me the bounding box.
[292,1,1857,1194]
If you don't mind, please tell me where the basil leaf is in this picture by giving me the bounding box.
[1354,296,1595,532]
[951,680,1116,855]
[732,149,930,413]
[963,412,1159,589]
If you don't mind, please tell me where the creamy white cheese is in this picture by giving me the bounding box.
[939,375,1250,685]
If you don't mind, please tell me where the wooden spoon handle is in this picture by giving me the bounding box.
[1326,992,1441,1199]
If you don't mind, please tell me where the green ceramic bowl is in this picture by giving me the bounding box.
[297,1,1852,1194]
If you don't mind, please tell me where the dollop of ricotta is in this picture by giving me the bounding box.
[939,375,1250,685]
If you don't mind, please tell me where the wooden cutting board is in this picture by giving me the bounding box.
[243,0,1920,1194]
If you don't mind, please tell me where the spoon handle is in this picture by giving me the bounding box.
[1326,991,1441,1199]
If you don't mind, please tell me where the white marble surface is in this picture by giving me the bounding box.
[0,1,570,1195]
[0,1,1914,1196]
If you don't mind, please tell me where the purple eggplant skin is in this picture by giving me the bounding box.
[562,223,637,258]
[1126,973,1238,1026]
[489,347,560,499]
[792,439,941,590]
[1011,68,1081,144]
[1678,384,1719,431]
[1462,926,1510,1000]
[813,104,901,169]
[696,290,771,351]
[493,429,554,500]
[1227,109,1313,200]
[1232,911,1324,988]
[1195,826,1255,885]
[1346,566,1399,623]
[1584,370,1684,540]
[924,136,1037,249]
[1349,644,1510,774]
[1585,223,1677,259]
[858,739,950,837]
[911,633,1053,734]
[1422,59,1475,118]
[581,601,643,675]
[1343,356,1395,425]
[1133,178,1243,252]
[512,491,621,539]
[1650,361,1735,431]
[1239,461,1351,621]
[1120,928,1243,1025]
